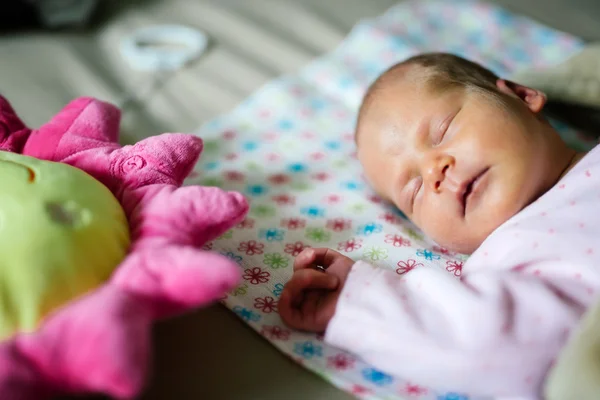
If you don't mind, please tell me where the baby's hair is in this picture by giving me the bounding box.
[355,53,500,143]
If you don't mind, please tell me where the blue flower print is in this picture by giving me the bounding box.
[301,206,325,218]
[310,98,326,111]
[232,306,261,322]
[338,76,354,89]
[324,140,341,150]
[220,251,242,264]
[437,393,469,400]
[357,223,383,236]
[204,161,219,171]
[243,141,259,151]
[288,163,307,173]
[361,368,393,386]
[246,184,268,196]
[342,180,364,191]
[260,228,285,242]
[272,283,284,297]
[278,119,294,131]
[416,249,441,261]
[294,341,323,359]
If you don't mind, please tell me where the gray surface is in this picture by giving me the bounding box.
[2,0,600,399]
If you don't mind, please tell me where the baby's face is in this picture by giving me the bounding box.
[358,76,565,254]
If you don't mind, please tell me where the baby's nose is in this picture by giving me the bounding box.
[423,153,455,192]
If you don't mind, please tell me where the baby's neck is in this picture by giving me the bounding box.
[558,150,587,181]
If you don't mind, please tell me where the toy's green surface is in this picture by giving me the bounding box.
[0,153,130,340]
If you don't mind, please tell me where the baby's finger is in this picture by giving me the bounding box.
[279,288,305,330]
[293,247,317,271]
[304,247,348,270]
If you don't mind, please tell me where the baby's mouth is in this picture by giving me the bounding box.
[461,167,489,216]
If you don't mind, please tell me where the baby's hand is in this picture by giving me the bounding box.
[279,248,354,333]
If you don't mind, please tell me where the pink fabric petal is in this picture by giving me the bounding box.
[109,133,203,189]
[24,97,121,161]
[112,246,241,317]
[128,185,248,248]
[0,95,32,153]
[16,286,152,399]
[0,342,52,400]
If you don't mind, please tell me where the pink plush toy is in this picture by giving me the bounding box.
[0,95,248,399]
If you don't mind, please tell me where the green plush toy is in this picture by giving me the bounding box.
[0,151,130,340]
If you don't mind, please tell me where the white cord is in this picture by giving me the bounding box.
[117,24,209,110]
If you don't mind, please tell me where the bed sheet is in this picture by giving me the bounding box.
[191,1,589,399]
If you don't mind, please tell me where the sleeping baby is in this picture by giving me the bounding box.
[278,52,600,398]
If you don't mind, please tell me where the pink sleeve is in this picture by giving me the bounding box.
[325,261,585,398]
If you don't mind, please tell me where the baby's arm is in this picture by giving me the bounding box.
[325,260,585,398]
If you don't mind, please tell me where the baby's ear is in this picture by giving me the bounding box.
[496,79,547,113]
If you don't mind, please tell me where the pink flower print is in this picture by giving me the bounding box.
[300,107,313,117]
[384,234,411,247]
[260,325,290,341]
[433,245,454,256]
[237,218,255,229]
[324,194,342,204]
[302,131,316,140]
[311,172,330,181]
[310,152,326,161]
[238,240,265,256]
[284,241,309,256]
[338,238,363,252]
[222,130,236,140]
[335,110,348,119]
[291,86,305,96]
[379,212,401,224]
[367,195,383,204]
[224,170,245,182]
[326,218,352,232]
[327,354,355,370]
[402,383,427,396]
[269,173,290,185]
[225,152,238,161]
[266,153,280,161]
[343,133,354,141]
[258,109,272,119]
[202,242,213,251]
[253,296,278,313]
[396,259,423,275]
[446,260,463,277]
[243,267,270,285]
[263,132,278,141]
[272,194,296,206]
[281,218,306,230]
[351,385,372,395]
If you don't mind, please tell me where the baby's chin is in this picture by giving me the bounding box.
[432,233,485,256]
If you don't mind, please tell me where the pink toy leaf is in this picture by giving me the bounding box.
[16,286,152,399]
[109,134,203,189]
[0,342,52,400]
[112,246,241,317]
[24,97,121,161]
[0,95,32,153]
[128,185,248,248]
